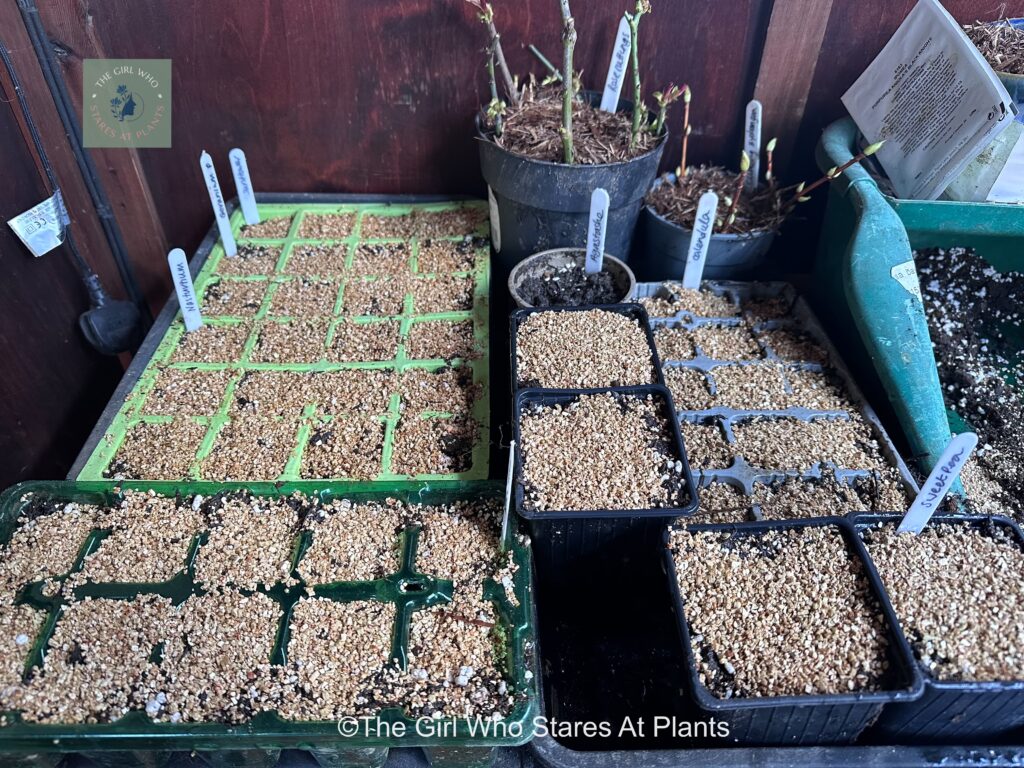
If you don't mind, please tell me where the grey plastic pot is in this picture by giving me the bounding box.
[507,248,636,309]
[631,174,776,281]
[477,92,666,282]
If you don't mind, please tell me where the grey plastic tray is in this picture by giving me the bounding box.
[636,281,919,512]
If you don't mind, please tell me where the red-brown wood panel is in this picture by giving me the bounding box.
[0,84,122,487]
[37,0,773,254]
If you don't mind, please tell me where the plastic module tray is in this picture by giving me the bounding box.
[0,481,536,768]
[853,512,1024,744]
[74,198,491,485]
[508,304,664,392]
[635,280,919,511]
[663,516,923,745]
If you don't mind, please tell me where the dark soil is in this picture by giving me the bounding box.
[915,246,1024,515]
[439,430,474,472]
[518,261,624,307]
[489,88,656,165]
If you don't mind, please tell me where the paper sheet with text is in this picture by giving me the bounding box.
[842,0,1016,200]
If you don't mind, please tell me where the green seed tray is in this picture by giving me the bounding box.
[0,480,536,760]
[75,200,491,485]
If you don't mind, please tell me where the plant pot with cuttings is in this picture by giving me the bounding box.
[465,0,668,280]
[965,18,1024,109]
[634,92,885,281]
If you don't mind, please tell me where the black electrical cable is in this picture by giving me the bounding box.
[3,37,145,355]
[16,0,152,326]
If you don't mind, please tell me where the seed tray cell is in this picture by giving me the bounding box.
[76,200,492,485]
[0,481,536,760]
[200,278,270,318]
[635,281,918,511]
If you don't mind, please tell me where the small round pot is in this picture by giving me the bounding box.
[507,248,636,309]
[631,174,776,281]
[477,92,666,282]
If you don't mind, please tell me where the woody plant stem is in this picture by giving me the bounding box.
[787,140,885,207]
[559,0,576,164]
[625,0,651,150]
[724,151,750,227]
[677,85,691,178]
[467,1,519,105]
[486,45,504,136]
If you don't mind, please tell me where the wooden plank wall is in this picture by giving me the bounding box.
[37,0,774,257]
[2,0,1023,484]
[0,52,122,488]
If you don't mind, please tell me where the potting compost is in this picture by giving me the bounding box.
[914,246,1024,519]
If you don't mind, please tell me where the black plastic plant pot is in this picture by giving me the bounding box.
[477,92,666,281]
[512,385,698,570]
[509,303,664,392]
[663,517,924,746]
[507,248,637,309]
[853,513,1024,744]
[631,196,775,282]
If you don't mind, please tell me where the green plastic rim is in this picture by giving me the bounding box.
[0,480,536,753]
[76,201,492,485]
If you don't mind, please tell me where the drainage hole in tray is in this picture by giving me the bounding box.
[399,579,428,593]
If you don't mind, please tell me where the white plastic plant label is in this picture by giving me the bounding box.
[600,16,632,112]
[200,151,237,257]
[890,260,923,302]
[167,248,202,332]
[501,440,516,547]
[7,189,70,257]
[487,186,501,253]
[744,100,762,190]
[229,148,260,225]
[682,191,718,290]
[585,188,610,274]
[898,432,978,535]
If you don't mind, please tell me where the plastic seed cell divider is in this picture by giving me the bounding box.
[635,281,920,513]
[0,480,537,753]
[75,199,492,485]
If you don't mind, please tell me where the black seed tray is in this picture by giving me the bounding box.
[853,513,1024,744]
[511,385,698,569]
[509,303,664,392]
[663,516,924,745]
